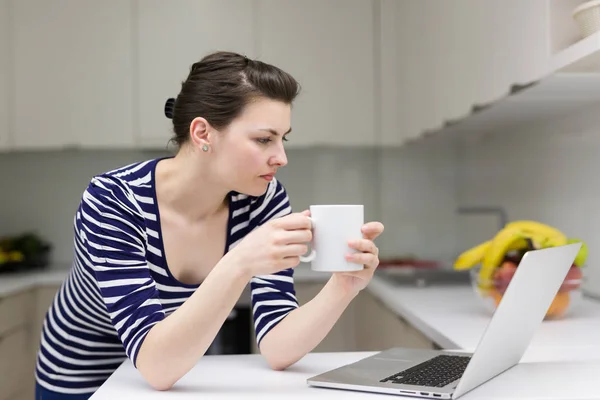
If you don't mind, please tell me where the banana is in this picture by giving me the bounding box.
[505,220,567,245]
[455,221,580,291]
[480,223,568,283]
[454,240,491,270]
[454,237,526,271]
[567,238,588,267]
[480,226,529,282]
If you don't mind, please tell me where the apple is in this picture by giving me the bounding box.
[558,265,583,292]
[493,261,517,293]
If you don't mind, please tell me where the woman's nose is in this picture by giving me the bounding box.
[270,145,288,167]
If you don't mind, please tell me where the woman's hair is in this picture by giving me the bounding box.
[164,51,300,147]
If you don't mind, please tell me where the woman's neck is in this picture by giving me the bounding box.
[155,151,229,222]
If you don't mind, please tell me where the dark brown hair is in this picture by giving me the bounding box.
[164,51,300,147]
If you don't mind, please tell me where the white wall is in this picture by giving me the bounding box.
[0,143,460,268]
[456,104,600,297]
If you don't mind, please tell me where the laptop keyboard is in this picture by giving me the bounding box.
[380,354,471,388]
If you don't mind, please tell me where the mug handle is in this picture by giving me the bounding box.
[299,216,316,262]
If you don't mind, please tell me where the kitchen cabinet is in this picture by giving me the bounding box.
[0,0,9,151]
[0,284,60,400]
[294,282,360,352]
[355,290,435,351]
[11,0,135,150]
[0,289,34,400]
[136,0,255,149]
[380,0,551,146]
[257,0,377,148]
[0,0,567,151]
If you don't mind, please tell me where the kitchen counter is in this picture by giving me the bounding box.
[0,266,71,297]
[366,275,600,361]
[89,351,600,399]
[3,265,600,361]
[10,264,600,398]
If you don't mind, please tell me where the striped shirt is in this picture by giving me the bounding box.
[35,157,299,394]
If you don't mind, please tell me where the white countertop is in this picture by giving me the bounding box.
[6,264,600,398]
[366,276,600,361]
[3,266,600,360]
[90,351,600,400]
[0,266,70,296]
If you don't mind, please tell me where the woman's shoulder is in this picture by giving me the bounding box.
[82,157,163,221]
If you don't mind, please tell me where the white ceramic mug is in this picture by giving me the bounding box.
[299,205,364,272]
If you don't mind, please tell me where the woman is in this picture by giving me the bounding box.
[35,51,384,399]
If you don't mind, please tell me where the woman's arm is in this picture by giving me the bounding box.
[136,258,248,390]
[258,222,384,370]
[257,275,356,370]
[84,176,312,391]
[81,177,253,391]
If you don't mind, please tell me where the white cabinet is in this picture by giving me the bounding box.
[0,289,34,400]
[380,0,551,146]
[294,282,359,352]
[12,0,135,149]
[0,0,9,151]
[380,0,426,146]
[1,1,558,151]
[136,0,255,148]
[257,0,376,148]
[355,291,435,351]
[0,284,60,400]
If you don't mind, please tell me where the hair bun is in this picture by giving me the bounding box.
[164,98,175,119]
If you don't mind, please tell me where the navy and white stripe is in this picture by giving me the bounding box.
[35,157,298,394]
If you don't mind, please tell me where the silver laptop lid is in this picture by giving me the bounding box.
[453,242,581,398]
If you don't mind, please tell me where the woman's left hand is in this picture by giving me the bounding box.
[331,221,384,296]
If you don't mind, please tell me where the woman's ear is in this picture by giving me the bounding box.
[189,117,211,150]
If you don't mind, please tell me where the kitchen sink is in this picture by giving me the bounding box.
[376,268,471,287]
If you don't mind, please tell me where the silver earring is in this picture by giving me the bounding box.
[202,144,209,152]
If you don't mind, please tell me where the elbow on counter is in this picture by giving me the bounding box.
[137,362,178,392]
[260,345,299,371]
[266,358,291,371]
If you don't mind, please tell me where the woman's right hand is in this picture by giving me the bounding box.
[224,210,313,278]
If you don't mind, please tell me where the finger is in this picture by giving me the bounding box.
[273,212,312,230]
[274,229,312,245]
[281,256,301,269]
[279,244,309,258]
[361,222,384,240]
[348,239,378,255]
[345,252,378,266]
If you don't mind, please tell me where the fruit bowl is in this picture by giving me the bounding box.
[469,262,585,320]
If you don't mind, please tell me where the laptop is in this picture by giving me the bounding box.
[307,242,582,399]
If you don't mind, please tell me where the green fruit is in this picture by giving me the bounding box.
[567,238,588,267]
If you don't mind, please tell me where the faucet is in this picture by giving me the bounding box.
[456,206,508,231]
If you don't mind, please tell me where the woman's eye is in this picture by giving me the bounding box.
[257,136,289,144]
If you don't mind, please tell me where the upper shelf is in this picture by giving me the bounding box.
[553,30,600,73]
[409,30,600,145]
[414,73,600,143]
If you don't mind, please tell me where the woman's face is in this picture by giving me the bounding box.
[208,97,291,196]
